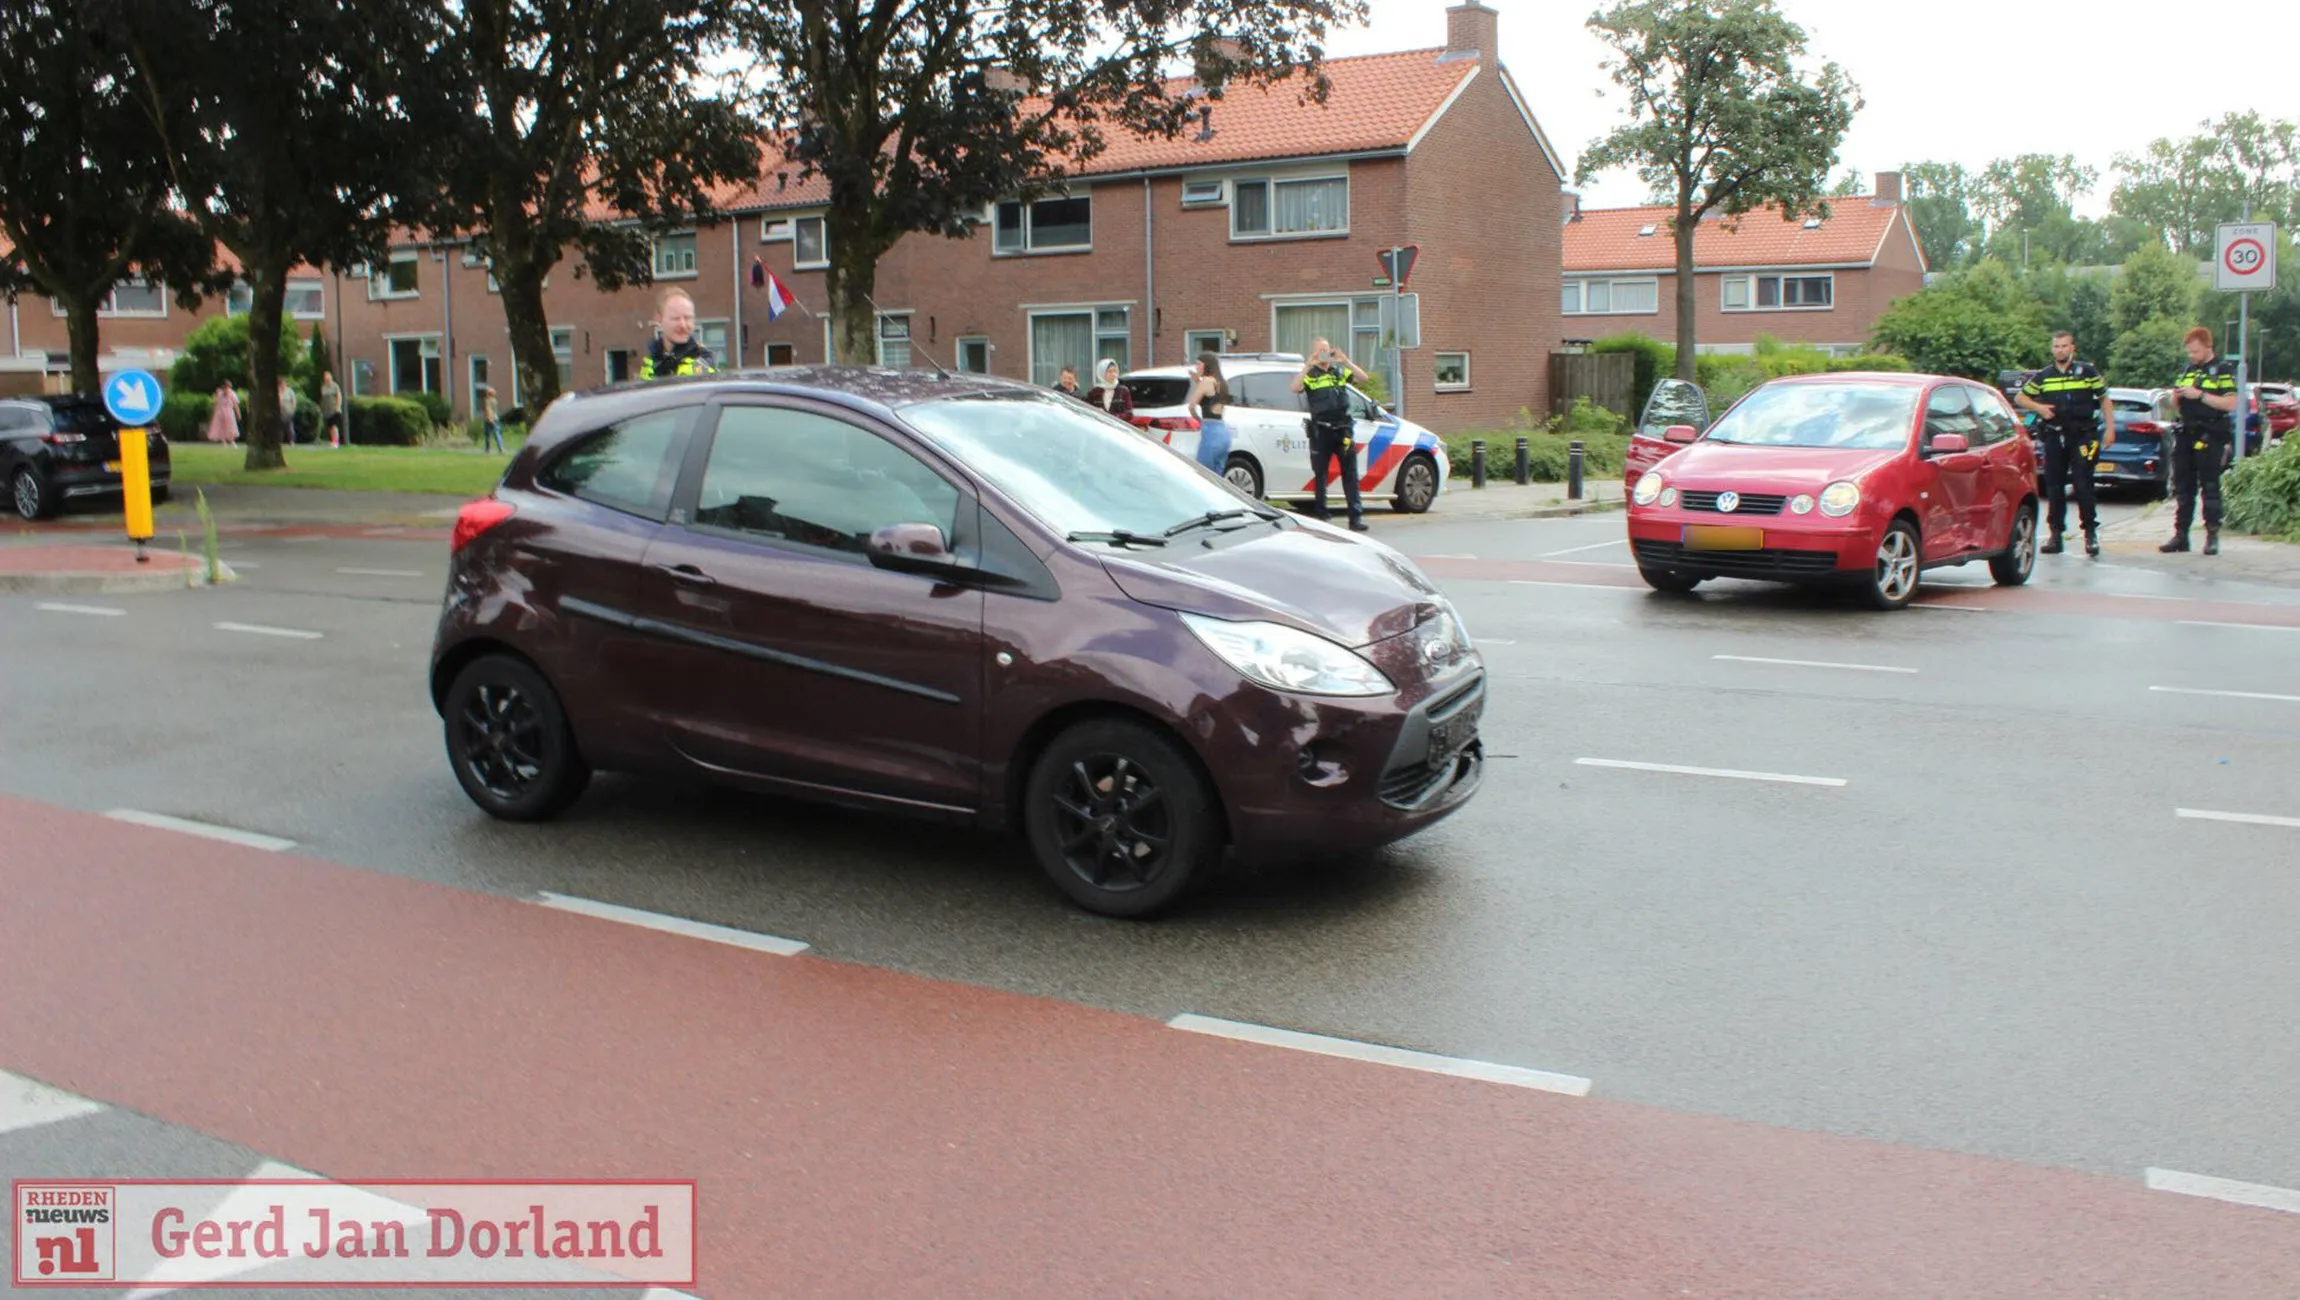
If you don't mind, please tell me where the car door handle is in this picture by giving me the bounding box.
[653,563,717,587]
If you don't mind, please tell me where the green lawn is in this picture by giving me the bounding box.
[167,440,524,495]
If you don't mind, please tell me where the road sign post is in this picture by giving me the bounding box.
[2216,218,2277,465]
[1377,247,1420,418]
[102,369,164,563]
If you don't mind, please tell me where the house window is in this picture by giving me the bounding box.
[1180,178,1225,207]
[875,314,911,367]
[65,278,170,319]
[225,282,254,316]
[1029,306,1129,387]
[606,349,634,384]
[698,319,729,363]
[388,336,442,395]
[551,327,574,392]
[1271,299,1385,362]
[371,253,420,300]
[766,342,795,366]
[793,216,828,269]
[1722,273,1834,311]
[286,279,325,320]
[1230,175,1348,239]
[653,232,698,278]
[1561,277,1658,315]
[1184,329,1227,357]
[956,337,991,374]
[469,355,489,408]
[1434,352,1470,391]
[760,217,794,242]
[994,195,1092,254]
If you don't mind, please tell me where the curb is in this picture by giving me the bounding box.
[0,560,237,597]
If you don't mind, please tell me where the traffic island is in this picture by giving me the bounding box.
[0,543,236,596]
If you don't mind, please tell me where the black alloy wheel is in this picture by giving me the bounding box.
[11,466,51,521]
[444,655,590,821]
[1024,719,1219,918]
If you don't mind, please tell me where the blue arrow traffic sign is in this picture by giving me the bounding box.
[104,369,165,427]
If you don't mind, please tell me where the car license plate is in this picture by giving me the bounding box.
[1428,696,1483,762]
[1683,525,1765,551]
[104,460,122,473]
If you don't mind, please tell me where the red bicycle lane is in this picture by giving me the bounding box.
[3,793,2297,1295]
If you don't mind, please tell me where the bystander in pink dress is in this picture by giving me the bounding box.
[207,384,240,444]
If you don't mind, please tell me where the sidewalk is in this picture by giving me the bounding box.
[1370,477,1624,526]
[2094,496,2300,591]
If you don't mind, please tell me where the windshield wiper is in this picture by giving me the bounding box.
[1066,529,1168,548]
[1163,508,1278,538]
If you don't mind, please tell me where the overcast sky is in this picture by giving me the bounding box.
[1330,1,2300,214]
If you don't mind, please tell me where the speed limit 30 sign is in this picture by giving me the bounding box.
[2215,221,2277,292]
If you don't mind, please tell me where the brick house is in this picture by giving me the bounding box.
[324,1,1565,434]
[0,254,334,396]
[1559,172,1927,357]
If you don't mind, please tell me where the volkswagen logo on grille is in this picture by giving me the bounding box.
[1715,490,1741,513]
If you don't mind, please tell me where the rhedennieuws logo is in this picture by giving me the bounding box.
[11,1179,695,1288]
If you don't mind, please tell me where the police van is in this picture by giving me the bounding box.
[1119,355,1450,513]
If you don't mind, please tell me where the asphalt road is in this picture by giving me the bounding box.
[5,493,2300,1255]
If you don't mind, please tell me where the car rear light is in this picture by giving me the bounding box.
[451,497,516,553]
[40,432,87,446]
[1140,416,1201,431]
[2123,421,2162,435]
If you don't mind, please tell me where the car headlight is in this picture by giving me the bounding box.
[1818,481,1861,517]
[1633,473,1664,506]
[1180,612,1393,697]
[1789,494,1816,515]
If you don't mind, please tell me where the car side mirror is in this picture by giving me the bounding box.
[866,522,959,575]
[1927,432,1971,455]
[1663,424,1698,444]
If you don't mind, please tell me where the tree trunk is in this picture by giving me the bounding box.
[497,254,559,413]
[242,263,289,470]
[61,298,102,397]
[1674,205,1699,381]
[824,186,884,365]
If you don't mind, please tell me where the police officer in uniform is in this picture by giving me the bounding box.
[640,288,717,380]
[2162,326,2241,555]
[1292,338,1368,531]
[2014,330,2113,557]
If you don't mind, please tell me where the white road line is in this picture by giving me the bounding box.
[535,892,810,956]
[1476,638,1518,646]
[1509,579,1637,592]
[1574,757,1848,788]
[2180,620,2300,633]
[2150,685,2300,704]
[1912,603,1991,613]
[104,809,297,852]
[336,567,425,578]
[34,602,126,617]
[2145,1167,2300,1215]
[1415,552,1480,559]
[0,1069,106,1137]
[1167,1014,1591,1097]
[1714,655,1917,674]
[2176,808,2300,830]
[1540,537,1628,557]
[214,620,324,640]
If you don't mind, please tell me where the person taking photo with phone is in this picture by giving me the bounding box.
[1292,338,1367,531]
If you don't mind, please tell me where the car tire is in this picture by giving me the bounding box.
[1392,452,1439,513]
[443,654,590,822]
[1023,718,1221,919]
[1637,565,1700,593]
[1223,453,1264,500]
[1864,519,1923,611]
[152,485,171,505]
[10,466,53,521]
[1988,500,2037,587]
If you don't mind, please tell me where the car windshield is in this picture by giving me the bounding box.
[1702,382,1920,450]
[902,392,1247,537]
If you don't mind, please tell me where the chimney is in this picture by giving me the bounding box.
[1873,170,1903,204]
[1446,1,1498,63]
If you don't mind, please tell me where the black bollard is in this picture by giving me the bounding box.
[1514,436,1530,485]
[1470,439,1487,488]
[1568,439,1585,500]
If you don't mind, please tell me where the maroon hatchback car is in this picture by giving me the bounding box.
[430,369,1484,916]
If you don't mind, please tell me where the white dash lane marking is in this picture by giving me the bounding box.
[1540,537,1629,557]
[1416,552,1479,559]
[1509,579,1637,592]
[214,621,323,640]
[1477,638,1518,647]
[104,809,296,851]
[335,567,425,578]
[2151,685,2300,704]
[1575,757,1848,788]
[2145,1167,2300,1215]
[2176,808,2300,830]
[536,892,809,956]
[1912,603,1991,613]
[1715,655,1917,674]
[2180,620,2300,633]
[1168,1014,1590,1097]
[0,1069,106,1136]
[34,602,126,617]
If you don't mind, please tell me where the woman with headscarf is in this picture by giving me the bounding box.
[1188,351,1231,475]
[1087,359,1133,421]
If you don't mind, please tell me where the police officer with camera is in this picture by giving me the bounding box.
[1292,338,1368,531]
[2014,330,2112,557]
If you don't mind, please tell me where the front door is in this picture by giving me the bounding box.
[635,399,985,811]
[1919,384,1986,558]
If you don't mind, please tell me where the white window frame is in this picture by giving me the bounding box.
[1264,295,1383,363]
[1560,277,1659,316]
[792,214,829,270]
[697,319,730,363]
[1720,272,1836,313]
[369,252,421,301]
[52,278,169,319]
[383,332,443,396]
[550,326,574,394]
[1229,170,1350,242]
[993,193,1093,256]
[874,313,911,367]
[652,231,699,279]
[223,282,254,316]
[760,217,795,243]
[604,348,636,384]
[1180,178,1226,208]
[1184,329,1228,357]
[1433,352,1471,392]
[1026,304,1132,387]
[468,353,490,409]
[286,278,326,321]
[955,336,992,374]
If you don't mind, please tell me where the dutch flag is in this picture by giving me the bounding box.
[762,268,795,321]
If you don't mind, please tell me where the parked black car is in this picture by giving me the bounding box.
[1,394,171,520]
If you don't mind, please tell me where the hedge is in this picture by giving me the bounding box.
[2224,435,2300,539]
[158,391,321,443]
[1442,398,1630,483]
[345,396,433,446]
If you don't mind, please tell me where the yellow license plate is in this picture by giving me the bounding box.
[1683,525,1765,551]
[104,460,122,472]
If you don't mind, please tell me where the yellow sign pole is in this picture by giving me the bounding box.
[120,423,154,563]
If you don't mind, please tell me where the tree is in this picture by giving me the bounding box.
[1869,260,2044,379]
[1578,0,1859,380]
[0,0,216,395]
[168,312,304,396]
[1902,161,1978,270]
[2201,231,2300,383]
[111,0,449,469]
[420,1,761,410]
[2109,242,2200,339]
[2115,114,2300,254]
[2109,317,2191,389]
[731,0,1364,365]
[1829,169,1864,198]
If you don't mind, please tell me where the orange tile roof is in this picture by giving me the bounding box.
[1563,198,1912,273]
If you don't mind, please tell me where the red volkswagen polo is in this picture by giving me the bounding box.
[1625,373,2040,610]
